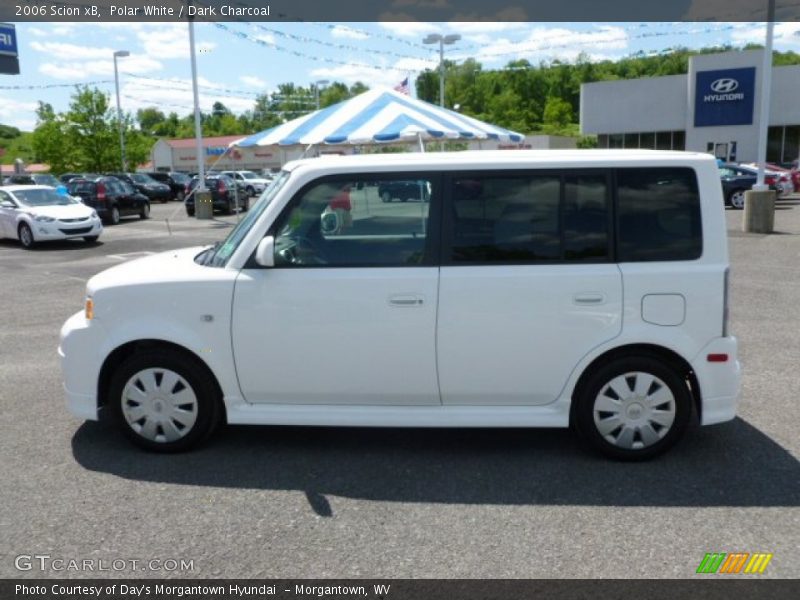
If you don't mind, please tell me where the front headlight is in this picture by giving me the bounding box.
[34,215,56,222]
[90,210,98,219]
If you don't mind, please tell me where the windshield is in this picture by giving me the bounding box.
[240,171,258,179]
[131,174,154,184]
[171,172,189,184]
[13,188,79,206]
[198,171,290,268]
[33,175,60,187]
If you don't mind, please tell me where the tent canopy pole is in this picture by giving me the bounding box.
[418,133,425,153]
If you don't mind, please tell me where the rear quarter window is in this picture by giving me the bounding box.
[616,167,702,262]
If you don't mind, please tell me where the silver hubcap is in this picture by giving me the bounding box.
[112,208,120,223]
[593,371,676,450]
[143,204,149,216]
[20,226,32,245]
[731,192,745,208]
[121,368,198,443]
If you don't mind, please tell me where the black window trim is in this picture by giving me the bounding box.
[245,171,443,269]
[440,168,614,267]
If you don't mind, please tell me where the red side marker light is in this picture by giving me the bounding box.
[707,354,728,362]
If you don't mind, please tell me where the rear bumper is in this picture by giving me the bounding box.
[691,336,741,426]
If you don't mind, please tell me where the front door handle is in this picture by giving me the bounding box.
[388,294,424,307]
[573,293,606,305]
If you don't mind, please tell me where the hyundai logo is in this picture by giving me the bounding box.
[710,78,739,93]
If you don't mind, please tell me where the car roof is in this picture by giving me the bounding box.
[3,185,58,193]
[283,149,717,174]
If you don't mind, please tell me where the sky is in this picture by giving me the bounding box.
[1,20,799,132]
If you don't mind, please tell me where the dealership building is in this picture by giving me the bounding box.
[581,49,800,164]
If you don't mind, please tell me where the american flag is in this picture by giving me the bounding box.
[394,77,409,95]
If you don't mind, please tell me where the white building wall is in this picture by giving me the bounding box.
[580,74,687,134]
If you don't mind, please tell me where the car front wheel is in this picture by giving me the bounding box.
[572,356,691,460]
[140,202,150,219]
[18,222,35,249]
[109,350,222,452]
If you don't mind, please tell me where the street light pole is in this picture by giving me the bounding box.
[314,79,329,110]
[188,8,205,191]
[755,0,776,190]
[113,50,130,171]
[423,33,461,107]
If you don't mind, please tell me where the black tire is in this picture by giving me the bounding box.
[108,349,223,453]
[222,200,233,215]
[176,190,185,202]
[83,235,99,243]
[572,356,691,461]
[186,208,195,217]
[246,186,254,197]
[107,205,121,225]
[381,191,391,203]
[728,189,746,210]
[242,199,250,212]
[18,222,35,249]
[140,202,150,219]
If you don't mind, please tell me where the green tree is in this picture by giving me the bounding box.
[65,86,118,171]
[32,101,75,173]
[542,96,573,134]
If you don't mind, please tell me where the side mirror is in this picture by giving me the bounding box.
[254,236,275,268]
[0,200,15,209]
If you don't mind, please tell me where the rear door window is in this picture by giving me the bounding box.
[616,167,702,262]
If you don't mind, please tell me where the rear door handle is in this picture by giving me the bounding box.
[573,293,606,305]
[389,294,424,307]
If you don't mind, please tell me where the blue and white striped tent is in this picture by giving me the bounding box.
[232,87,524,148]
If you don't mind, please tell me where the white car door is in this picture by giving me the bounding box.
[0,190,16,237]
[232,174,442,406]
[437,171,623,406]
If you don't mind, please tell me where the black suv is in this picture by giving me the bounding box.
[108,172,172,203]
[185,174,248,216]
[145,171,191,202]
[67,176,150,224]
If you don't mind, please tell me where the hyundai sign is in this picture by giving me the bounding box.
[0,22,19,75]
[694,67,755,127]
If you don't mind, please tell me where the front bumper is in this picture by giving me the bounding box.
[59,310,104,420]
[691,336,741,426]
[32,220,102,241]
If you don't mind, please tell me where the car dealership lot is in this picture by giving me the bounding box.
[1,199,799,579]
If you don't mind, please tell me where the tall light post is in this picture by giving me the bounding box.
[423,33,461,107]
[754,0,776,190]
[314,79,329,110]
[112,50,129,171]
[188,9,205,192]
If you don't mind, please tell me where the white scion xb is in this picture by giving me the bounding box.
[59,150,740,459]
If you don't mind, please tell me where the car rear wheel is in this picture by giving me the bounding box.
[18,223,35,249]
[572,356,691,460]
[223,200,233,215]
[108,205,121,225]
[176,190,185,202]
[109,350,223,452]
[381,191,391,203]
[729,190,746,210]
[140,202,150,219]
[186,208,195,217]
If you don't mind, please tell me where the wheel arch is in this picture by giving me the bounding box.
[569,343,702,424]
[97,339,226,419]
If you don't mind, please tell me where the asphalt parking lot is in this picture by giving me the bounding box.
[1,197,799,579]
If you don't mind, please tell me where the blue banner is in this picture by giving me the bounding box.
[694,67,756,127]
[0,23,17,57]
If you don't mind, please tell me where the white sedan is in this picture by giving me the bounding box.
[0,185,103,249]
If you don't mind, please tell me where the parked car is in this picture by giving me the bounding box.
[67,176,150,224]
[718,163,780,209]
[741,163,793,195]
[219,170,272,197]
[60,151,739,460]
[378,180,432,203]
[0,185,102,248]
[108,172,172,204]
[145,171,191,202]
[184,174,248,216]
[59,173,84,184]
